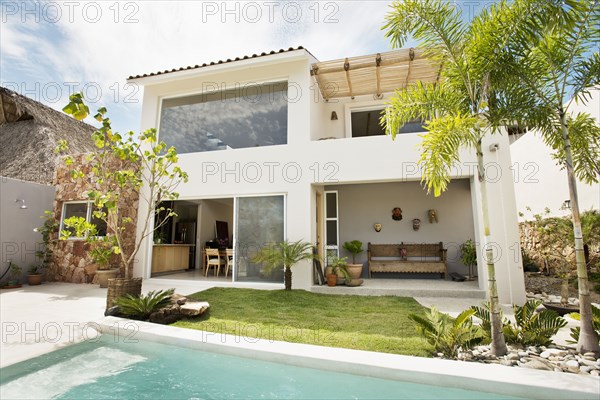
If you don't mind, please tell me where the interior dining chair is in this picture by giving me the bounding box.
[205,248,225,277]
[225,248,234,278]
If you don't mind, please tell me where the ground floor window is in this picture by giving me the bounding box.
[235,195,285,283]
[60,201,108,238]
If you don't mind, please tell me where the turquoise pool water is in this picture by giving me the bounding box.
[0,337,527,400]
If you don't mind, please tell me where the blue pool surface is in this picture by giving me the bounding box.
[0,337,528,400]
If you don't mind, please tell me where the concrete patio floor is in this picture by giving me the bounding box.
[0,281,579,369]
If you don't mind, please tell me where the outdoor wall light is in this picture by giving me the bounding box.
[15,199,27,209]
[373,223,382,232]
[331,111,338,121]
[562,199,571,210]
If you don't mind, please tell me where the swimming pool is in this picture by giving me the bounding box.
[2,317,597,400]
[0,336,524,400]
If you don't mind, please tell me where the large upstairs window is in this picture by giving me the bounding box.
[159,82,288,154]
[351,108,424,137]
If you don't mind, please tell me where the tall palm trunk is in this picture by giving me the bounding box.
[476,141,508,356]
[560,111,600,353]
[284,266,292,291]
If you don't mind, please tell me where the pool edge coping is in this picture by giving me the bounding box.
[94,317,599,400]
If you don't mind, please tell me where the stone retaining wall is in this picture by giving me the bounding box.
[47,154,139,283]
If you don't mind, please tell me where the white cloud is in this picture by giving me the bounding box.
[1,0,393,132]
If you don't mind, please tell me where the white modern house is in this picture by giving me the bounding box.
[128,47,526,304]
[511,86,600,220]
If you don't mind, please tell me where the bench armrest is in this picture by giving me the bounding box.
[440,248,448,261]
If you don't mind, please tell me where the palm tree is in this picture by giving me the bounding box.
[252,240,316,290]
[497,0,600,353]
[381,0,532,355]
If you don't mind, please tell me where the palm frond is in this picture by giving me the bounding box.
[417,113,479,196]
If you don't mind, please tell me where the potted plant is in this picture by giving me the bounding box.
[325,253,347,286]
[343,240,364,279]
[89,238,119,288]
[27,265,44,285]
[7,263,22,287]
[329,253,348,285]
[460,239,477,280]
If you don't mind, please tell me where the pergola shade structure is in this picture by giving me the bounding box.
[311,48,441,100]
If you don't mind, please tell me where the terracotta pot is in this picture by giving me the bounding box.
[97,269,119,288]
[326,274,337,287]
[346,264,363,279]
[27,274,43,286]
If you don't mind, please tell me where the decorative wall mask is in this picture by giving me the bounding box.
[412,218,421,231]
[392,207,403,221]
[428,209,438,223]
[373,223,382,232]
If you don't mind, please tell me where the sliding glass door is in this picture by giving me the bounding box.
[235,195,285,282]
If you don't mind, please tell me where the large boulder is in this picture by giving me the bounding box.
[179,301,210,317]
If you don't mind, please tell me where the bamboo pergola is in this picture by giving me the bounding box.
[311,48,440,100]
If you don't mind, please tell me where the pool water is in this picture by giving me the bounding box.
[0,337,527,400]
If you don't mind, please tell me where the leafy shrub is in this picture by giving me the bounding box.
[470,302,507,344]
[408,307,484,358]
[115,288,175,319]
[568,304,600,344]
[473,300,566,347]
[503,300,566,346]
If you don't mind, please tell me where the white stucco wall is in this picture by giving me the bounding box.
[131,49,526,304]
[0,177,56,283]
[511,87,600,220]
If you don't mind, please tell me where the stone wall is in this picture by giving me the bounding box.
[519,221,599,271]
[47,154,139,283]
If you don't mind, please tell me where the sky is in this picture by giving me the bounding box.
[0,0,494,133]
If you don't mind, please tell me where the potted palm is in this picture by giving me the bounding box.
[27,265,44,285]
[343,240,364,279]
[7,263,22,287]
[325,254,348,286]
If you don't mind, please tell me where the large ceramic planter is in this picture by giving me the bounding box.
[346,278,364,287]
[346,264,363,279]
[335,273,346,285]
[97,269,119,288]
[27,274,43,285]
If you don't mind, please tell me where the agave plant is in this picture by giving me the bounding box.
[503,300,567,347]
[408,307,485,358]
[115,288,175,319]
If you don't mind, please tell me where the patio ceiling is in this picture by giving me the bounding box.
[311,48,441,100]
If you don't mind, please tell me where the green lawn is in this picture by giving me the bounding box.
[173,288,432,357]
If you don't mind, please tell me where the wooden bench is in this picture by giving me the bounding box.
[368,242,448,279]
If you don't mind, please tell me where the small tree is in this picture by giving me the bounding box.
[495,0,600,353]
[252,240,315,290]
[382,0,529,356]
[60,93,188,279]
[460,239,477,279]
